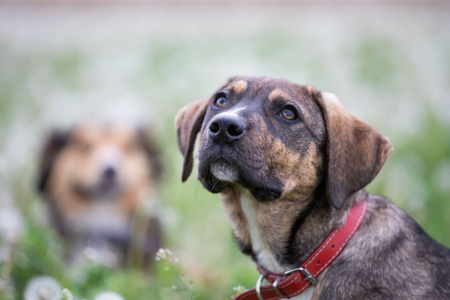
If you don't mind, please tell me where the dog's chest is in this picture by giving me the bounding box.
[239,192,314,300]
[239,191,285,273]
[66,202,129,237]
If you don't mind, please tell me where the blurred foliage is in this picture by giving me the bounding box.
[351,36,413,92]
[0,5,449,300]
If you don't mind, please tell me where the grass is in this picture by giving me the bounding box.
[0,5,449,299]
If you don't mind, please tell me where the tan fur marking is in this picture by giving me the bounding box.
[283,143,322,198]
[268,89,290,102]
[255,197,311,263]
[220,187,251,247]
[263,136,322,199]
[231,80,248,94]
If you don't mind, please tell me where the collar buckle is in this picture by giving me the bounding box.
[259,267,316,300]
[255,273,267,300]
[284,267,317,285]
[272,276,286,298]
[264,267,317,300]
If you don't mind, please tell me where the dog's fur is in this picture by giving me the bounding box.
[38,123,162,268]
[176,76,450,299]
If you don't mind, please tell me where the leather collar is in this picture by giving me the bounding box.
[235,200,368,300]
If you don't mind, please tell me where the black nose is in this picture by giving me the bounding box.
[208,114,246,144]
[102,165,117,180]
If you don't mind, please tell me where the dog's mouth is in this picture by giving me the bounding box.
[199,152,282,202]
[73,179,122,200]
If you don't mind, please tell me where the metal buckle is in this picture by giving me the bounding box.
[284,267,317,285]
[256,272,286,299]
[255,273,267,300]
[255,268,316,300]
[272,276,286,298]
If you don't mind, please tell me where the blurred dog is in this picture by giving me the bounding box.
[38,123,163,268]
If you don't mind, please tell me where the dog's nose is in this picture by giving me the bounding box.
[209,114,246,144]
[102,165,117,180]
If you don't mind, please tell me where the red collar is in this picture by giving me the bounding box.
[235,200,368,300]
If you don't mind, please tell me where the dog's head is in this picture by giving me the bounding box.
[38,124,162,213]
[176,76,392,209]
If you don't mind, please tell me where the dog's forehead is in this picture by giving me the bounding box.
[224,77,309,102]
[72,124,138,144]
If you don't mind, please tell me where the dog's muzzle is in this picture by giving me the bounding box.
[201,112,283,201]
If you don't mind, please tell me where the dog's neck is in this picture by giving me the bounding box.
[220,186,366,273]
[286,190,367,266]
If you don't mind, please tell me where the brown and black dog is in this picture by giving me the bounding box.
[38,123,162,268]
[176,76,450,299]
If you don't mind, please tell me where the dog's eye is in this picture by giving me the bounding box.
[125,141,140,153]
[214,94,227,108]
[77,142,92,153]
[280,106,298,121]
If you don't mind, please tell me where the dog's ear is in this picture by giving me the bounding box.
[175,98,210,182]
[137,128,164,182]
[38,130,71,194]
[309,87,393,209]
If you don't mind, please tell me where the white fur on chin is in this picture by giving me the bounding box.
[211,163,238,182]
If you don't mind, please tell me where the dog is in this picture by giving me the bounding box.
[38,123,162,268]
[175,76,450,299]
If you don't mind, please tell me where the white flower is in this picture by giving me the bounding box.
[62,288,74,300]
[155,248,178,263]
[232,285,247,295]
[94,291,125,300]
[24,276,62,300]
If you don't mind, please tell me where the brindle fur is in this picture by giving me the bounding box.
[175,76,450,299]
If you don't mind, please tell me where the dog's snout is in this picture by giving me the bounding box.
[209,114,246,144]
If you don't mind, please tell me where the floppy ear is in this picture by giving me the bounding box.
[37,130,71,194]
[137,128,164,182]
[174,98,210,182]
[310,87,393,209]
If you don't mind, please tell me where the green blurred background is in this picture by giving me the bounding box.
[0,2,449,300]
